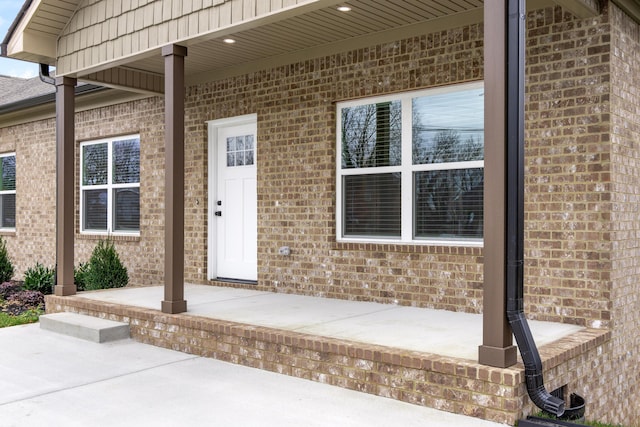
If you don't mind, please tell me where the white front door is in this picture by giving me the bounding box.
[208,115,257,281]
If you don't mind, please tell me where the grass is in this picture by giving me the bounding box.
[0,309,42,328]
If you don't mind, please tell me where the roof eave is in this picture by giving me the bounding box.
[0,0,34,59]
[0,83,105,115]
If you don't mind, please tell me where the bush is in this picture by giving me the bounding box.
[74,262,90,292]
[0,289,44,316]
[85,240,128,290]
[8,290,44,310]
[23,262,55,295]
[0,237,14,283]
[0,281,20,300]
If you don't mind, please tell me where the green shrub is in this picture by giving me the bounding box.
[85,240,128,290]
[23,262,55,295]
[0,237,14,283]
[74,262,90,292]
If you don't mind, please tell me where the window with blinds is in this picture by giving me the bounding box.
[337,82,484,244]
[0,153,16,230]
[80,135,140,234]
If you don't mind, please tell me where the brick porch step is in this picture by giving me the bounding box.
[39,312,130,343]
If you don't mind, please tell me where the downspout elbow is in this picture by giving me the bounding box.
[39,63,55,85]
[507,309,565,417]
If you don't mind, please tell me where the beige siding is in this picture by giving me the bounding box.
[56,0,315,75]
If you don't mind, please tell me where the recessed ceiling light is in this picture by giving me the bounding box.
[337,6,351,12]
[223,38,236,44]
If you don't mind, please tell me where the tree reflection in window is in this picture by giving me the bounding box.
[341,101,401,168]
[338,83,484,242]
[81,136,140,233]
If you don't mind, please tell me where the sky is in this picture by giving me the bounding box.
[0,0,39,78]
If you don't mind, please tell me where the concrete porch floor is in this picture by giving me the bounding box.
[75,283,583,362]
[46,283,611,424]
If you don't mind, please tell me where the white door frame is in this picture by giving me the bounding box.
[207,113,258,281]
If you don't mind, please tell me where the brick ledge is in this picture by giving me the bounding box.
[44,294,610,424]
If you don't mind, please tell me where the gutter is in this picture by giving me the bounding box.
[0,71,106,115]
[0,0,34,58]
[505,0,584,419]
[0,83,105,115]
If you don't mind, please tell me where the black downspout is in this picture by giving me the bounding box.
[39,63,55,85]
[504,0,566,417]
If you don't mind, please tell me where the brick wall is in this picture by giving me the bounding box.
[0,98,167,286]
[0,119,57,270]
[524,6,612,328]
[184,24,487,311]
[73,97,167,286]
[1,7,615,323]
[608,3,640,424]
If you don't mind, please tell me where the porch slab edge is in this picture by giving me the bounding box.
[44,294,611,424]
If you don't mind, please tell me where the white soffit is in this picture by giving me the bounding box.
[5,0,78,63]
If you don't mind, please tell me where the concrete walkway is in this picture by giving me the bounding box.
[0,323,507,427]
[77,284,584,361]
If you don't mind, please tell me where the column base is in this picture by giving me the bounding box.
[161,300,187,314]
[478,344,517,368]
[54,284,77,296]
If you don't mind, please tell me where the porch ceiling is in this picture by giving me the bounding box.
[96,0,485,83]
[4,0,601,92]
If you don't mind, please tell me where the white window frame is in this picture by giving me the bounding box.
[0,152,16,231]
[80,135,140,236]
[336,82,484,247]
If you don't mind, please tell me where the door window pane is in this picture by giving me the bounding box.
[227,135,255,167]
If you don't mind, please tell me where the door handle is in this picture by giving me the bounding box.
[215,211,222,217]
